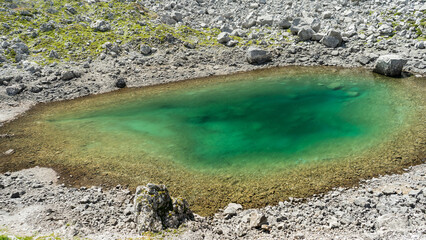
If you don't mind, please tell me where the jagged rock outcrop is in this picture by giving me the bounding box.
[133,183,194,233]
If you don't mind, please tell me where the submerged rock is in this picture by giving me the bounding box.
[327,82,343,90]
[345,91,360,97]
[133,183,193,233]
[373,55,407,77]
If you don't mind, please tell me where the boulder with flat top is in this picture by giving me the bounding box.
[373,55,407,77]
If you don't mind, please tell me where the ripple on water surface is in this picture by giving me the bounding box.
[0,67,424,215]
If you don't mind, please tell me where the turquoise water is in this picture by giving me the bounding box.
[49,73,405,171]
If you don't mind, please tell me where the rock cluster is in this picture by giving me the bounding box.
[134,183,194,233]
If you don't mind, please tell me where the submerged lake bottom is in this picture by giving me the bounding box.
[1,67,425,215]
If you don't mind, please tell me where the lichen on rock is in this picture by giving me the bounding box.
[133,183,194,233]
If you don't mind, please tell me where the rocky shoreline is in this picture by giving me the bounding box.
[0,164,424,239]
[1,0,425,239]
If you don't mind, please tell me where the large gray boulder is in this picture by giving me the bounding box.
[310,18,321,32]
[171,11,183,22]
[276,18,291,29]
[378,24,394,36]
[373,55,407,77]
[257,14,274,26]
[134,183,194,233]
[246,47,271,65]
[6,84,25,96]
[290,18,305,35]
[298,27,315,41]
[61,70,81,81]
[321,30,343,48]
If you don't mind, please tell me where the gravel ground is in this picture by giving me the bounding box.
[0,164,424,239]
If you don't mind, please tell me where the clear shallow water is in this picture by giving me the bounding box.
[48,72,406,171]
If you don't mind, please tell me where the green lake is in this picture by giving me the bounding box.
[1,67,424,215]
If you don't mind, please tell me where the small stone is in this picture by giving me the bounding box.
[328,217,340,229]
[322,11,333,19]
[11,191,22,198]
[357,55,371,65]
[260,224,270,232]
[40,21,56,32]
[4,149,15,155]
[91,20,111,32]
[183,42,196,49]
[217,32,231,44]
[415,41,425,49]
[133,183,194,233]
[408,189,422,197]
[375,213,409,230]
[49,50,60,59]
[249,211,267,229]
[65,4,77,15]
[353,197,371,208]
[171,11,183,22]
[79,196,90,204]
[140,45,152,55]
[223,203,243,217]
[226,40,238,47]
[257,14,274,26]
[115,78,126,88]
[310,18,321,32]
[382,187,397,195]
